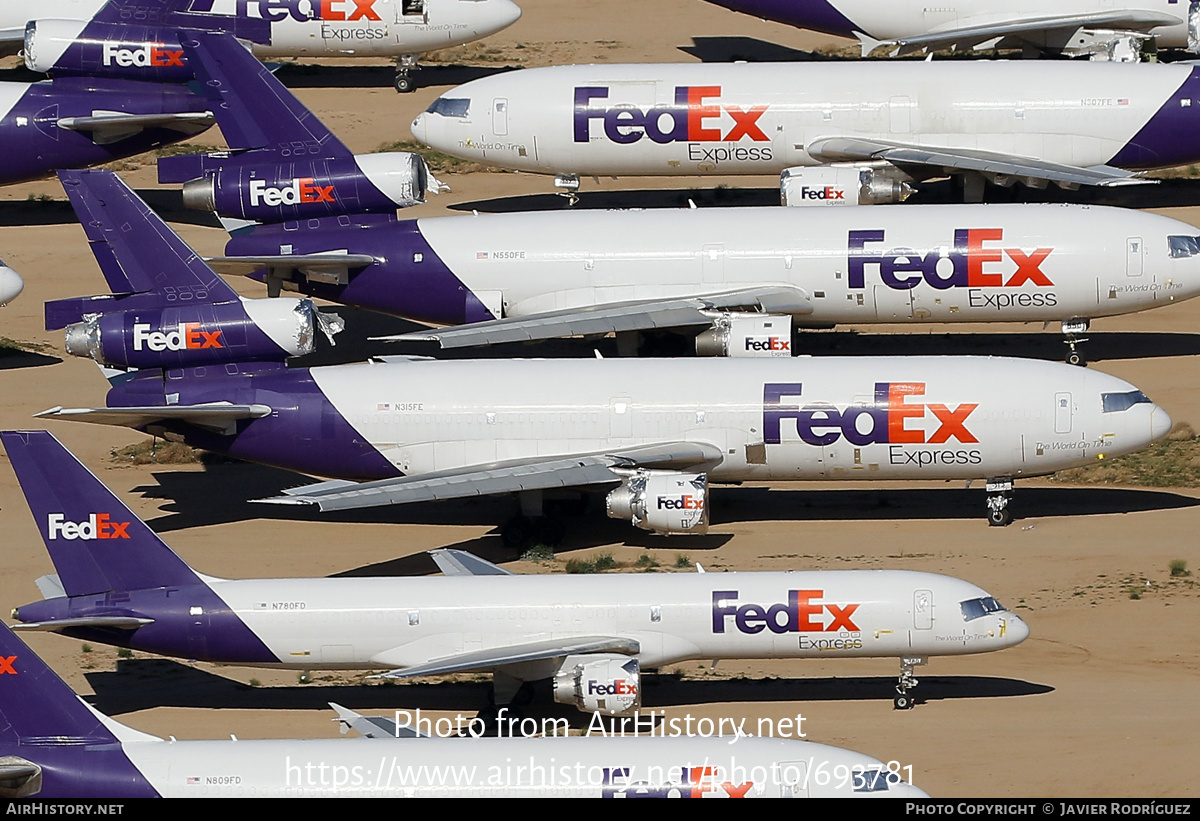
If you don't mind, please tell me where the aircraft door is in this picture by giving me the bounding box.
[610,397,632,438]
[1054,392,1073,434]
[1127,237,1144,277]
[913,589,933,630]
[872,284,913,320]
[492,98,509,137]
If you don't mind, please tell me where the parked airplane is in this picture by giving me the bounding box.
[7,0,523,93]
[704,0,1194,61]
[39,173,1172,534]
[411,61,1200,201]
[0,261,24,306]
[4,430,1029,711]
[0,623,927,797]
[213,203,1200,365]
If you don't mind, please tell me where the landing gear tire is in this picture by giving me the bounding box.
[893,693,912,710]
[395,74,415,93]
[988,507,1013,527]
[1066,351,1084,367]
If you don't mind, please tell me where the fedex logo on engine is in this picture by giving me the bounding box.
[101,43,185,68]
[745,336,790,353]
[222,0,382,22]
[849,228,1053,290]
[763,382,978,446]
[574,86,768,144]
[657,495,705,510]
[796,186,846,201]
[47,513,131,541]
[587,679,638,696]
[133,323,224,352]
[713,590,860,635]
[248,178,337,208]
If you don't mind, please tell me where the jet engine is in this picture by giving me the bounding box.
[166,153,439,221]
[60,297,340,369]
[552,654,641,716]
[694,313,793,357]
[781,164,913,207]
[606,469,709,535]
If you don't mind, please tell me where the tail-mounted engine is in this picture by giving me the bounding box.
[695,313,793,357]
[161,153,441,221]
[553,655,641,716]
[781,164,913,207]
[56,297,342,369]
[606,469,709,535]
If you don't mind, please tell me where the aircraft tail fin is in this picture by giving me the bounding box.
[2,430,203,597]
[55,169,238,302]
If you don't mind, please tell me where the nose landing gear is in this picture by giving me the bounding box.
[1062,318,1090,366]
[894,656,926,710]
[986,478,1014,527]
[395,54,420,93]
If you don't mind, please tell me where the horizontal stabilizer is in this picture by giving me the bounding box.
[36,403,272,436]
[57,112,214,145]
[206,253,377,278]
[13,616,155,632]
[34,574,65,600]
[385,286,813,349]
[429,549,514,577]
[330,703,429,739]
[374,636,639,677]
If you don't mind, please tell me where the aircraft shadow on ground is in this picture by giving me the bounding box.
[85,660,1049,720]
[0,198,79,228]
[0,347,61,370]
[679,36,833,63]
[273,62,515,90]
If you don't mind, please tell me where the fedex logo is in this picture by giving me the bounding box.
[713,590,861,635]
[47,513,131,541]
[763,382,978,446]
[797,186,846,201]
[745,336,790,353]
[0,656,14,675]
[248,178,337,208]
[132,323,224,352]
[657,495,705,511]
[587,679,638,696]
[101,43,185,68]
[849,228,1053,291]
[574,86,768,145]
[224,0,382,22]
[602,767,753,799]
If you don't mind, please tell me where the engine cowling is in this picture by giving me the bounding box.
[61,297,340,369]
[695,313,792,357]
[552,655,640,716]
[781,164,913,207]
[171,153,439,221]
[606,469,709,535]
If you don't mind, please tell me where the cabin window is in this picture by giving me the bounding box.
[960,596,1006,622]
[1168,235,1200,258]
[1101,390,1152,413]
[426,98,471,118]
[853,769,891,792]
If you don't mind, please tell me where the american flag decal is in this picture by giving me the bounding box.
[477,251,488,259]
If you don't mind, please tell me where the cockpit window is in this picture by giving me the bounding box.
[426,98,471,118]
[853,770,891,793]
[1102,390,1152,413]
[961,596,1006,622]
[1169,235,1200,258]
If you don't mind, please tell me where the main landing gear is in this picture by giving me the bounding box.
[894,656,926,710]
[395,54,420,93]
[1063,318,1090,366]
[985,478,1014,527]
[554,173,580,206]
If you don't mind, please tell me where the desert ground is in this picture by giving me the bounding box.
[0,0,1197,799]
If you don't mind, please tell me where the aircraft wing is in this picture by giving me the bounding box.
[382,285,813,349]
[57,112,216,145]
[806,136,1153,189]
[35,403,273,436]
[205,253,377,280]
[867,10,1181,56]
[330,703,429,739]
[256,441,723,512]
[429,549,514,577]
[372,636,639,678]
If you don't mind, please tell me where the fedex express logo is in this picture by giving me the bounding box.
[47,513,131,541]
[850,229,1053,290]
[249,178,337,208]
[133,323,224,352]
[102,43,185,68]
[588,679,637,697]
[713,590,860,635]
[657,495,704,511]
[574,86,768,145]
[763,382,978,447]
[603,767,753,799]
[192,0,382,22]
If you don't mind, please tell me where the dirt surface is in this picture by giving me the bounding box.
[0,0,1197,799]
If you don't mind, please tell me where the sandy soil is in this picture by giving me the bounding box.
[0,0,1197,799]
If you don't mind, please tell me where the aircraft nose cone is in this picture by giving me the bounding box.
[411,113,427,143]
[493,0,523,30]
[1151,405,1173,442]
[0,262,24,305]
[1006,615,1031,647]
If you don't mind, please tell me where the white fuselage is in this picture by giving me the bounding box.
[4,0,522,58]
[197,570,1025,670]
[411,61,1199,176]
[312,356,1168,482]
[412,204,1200,325]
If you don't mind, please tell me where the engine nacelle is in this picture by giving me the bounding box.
[695,313,792,357]
[61,297,338,369]
[169,153,436,221]
[606,469,709,535]
[552,654,640,717]
[781,164,913,207]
